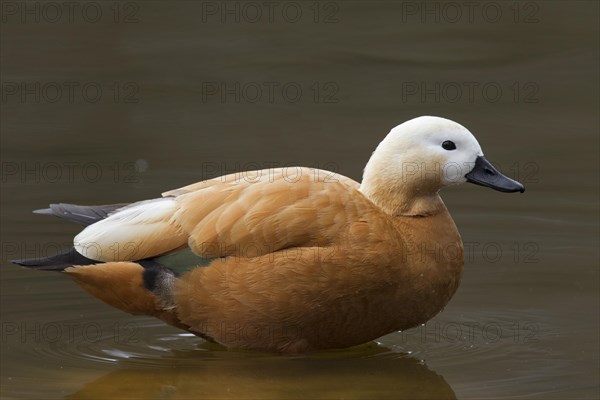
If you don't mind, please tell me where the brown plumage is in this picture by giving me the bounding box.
[14,116,524,353]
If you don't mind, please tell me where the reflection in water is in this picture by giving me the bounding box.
[67,344,455,400]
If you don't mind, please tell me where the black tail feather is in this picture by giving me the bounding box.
[15,202,181,274]
[34,203,129,226]
[11,248,100,271]
[141,262,177,309]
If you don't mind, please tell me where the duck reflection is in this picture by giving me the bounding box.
[67,343,455,399]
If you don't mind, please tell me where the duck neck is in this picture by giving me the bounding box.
[359,156,445,217]
[360,182,444,217]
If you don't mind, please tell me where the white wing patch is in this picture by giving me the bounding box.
[74,198,187,262]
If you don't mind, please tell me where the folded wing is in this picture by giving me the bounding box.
[74,168,366,262]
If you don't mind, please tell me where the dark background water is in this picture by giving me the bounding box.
[1,1,598,399]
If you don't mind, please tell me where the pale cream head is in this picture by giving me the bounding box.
[360,116,484,216]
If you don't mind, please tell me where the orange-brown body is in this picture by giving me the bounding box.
[65,168,464,353]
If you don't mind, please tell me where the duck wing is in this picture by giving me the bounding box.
[73,168,365,263]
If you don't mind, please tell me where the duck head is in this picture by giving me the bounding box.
[360,116,524,216]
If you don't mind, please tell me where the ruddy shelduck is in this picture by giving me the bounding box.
[14,116,524,353]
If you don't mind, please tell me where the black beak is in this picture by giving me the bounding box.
[465,156,525,193]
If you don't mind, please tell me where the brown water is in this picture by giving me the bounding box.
[1,1,598,399]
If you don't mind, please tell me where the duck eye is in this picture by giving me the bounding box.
[442,140,456,151]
